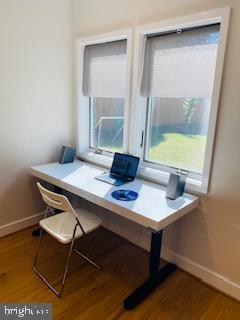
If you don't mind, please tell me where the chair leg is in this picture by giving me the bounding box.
[33,226,101,297]
[33,229,74,297]
[58,237,75,297]
[34,262,62,297]
[73,248,102,270]
[33,227,44,267]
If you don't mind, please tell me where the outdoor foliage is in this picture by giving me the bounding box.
[182,98,199,125]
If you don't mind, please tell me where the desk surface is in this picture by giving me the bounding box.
[30,160,199,231]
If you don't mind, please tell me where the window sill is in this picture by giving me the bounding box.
[77,151,207,195]
[77,150,113,169]
[138,166,206,195]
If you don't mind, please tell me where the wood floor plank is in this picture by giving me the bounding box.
[201,294,240,320]
[0,226,239,320]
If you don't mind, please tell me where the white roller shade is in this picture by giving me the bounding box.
[82,40,127,98]
[141,24,220,98]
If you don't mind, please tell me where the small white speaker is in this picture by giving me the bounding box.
[166,172,187,200]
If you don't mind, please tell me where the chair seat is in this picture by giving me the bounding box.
[39,208,102,244]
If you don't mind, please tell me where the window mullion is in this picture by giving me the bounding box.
[143,97,153,162]
[89,97,94,149]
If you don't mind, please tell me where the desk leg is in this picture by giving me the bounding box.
[123,230,177,310]
[32,185,63,237]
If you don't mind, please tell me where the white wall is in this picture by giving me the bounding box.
[73,0,240,299]
[0,0,73,233]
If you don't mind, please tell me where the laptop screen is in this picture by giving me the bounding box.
[110,153,140,180]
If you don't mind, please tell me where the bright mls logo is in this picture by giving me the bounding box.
[0,304,52,319]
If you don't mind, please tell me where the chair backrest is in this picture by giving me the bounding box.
[37,182,77,218]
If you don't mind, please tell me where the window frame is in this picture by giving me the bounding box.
[129,7,230,193]
[76,8,230,194]
[76,29,133,168]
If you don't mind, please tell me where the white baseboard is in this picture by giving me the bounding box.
[0,213,44,238]
[161,247,240,301]
[103,215,240,301]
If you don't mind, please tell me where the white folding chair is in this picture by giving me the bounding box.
[33,182,102,297]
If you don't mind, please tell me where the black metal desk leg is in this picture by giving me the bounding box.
[123,230,177,310]
[149,231,162,277]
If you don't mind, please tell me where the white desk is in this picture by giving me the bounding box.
[30,160,199,231]
[30,160,199,309]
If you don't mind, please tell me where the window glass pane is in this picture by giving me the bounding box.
[90,97,124,152]
[143,24,220,174]
[145,97,210,173]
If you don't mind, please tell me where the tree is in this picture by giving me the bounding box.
[182,98,199,125]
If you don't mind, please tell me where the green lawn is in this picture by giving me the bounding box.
[99,132,206,174]
[148,133,206,173]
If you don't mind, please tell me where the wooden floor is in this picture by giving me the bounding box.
[0,226,240,320]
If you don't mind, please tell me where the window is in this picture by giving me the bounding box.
[141,24,220,174]
[89,97,124,152]
[77,9,229,193]
[82,39,127,153]
[144,97,211,174]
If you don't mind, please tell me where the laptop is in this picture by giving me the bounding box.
[95,153,140,186]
